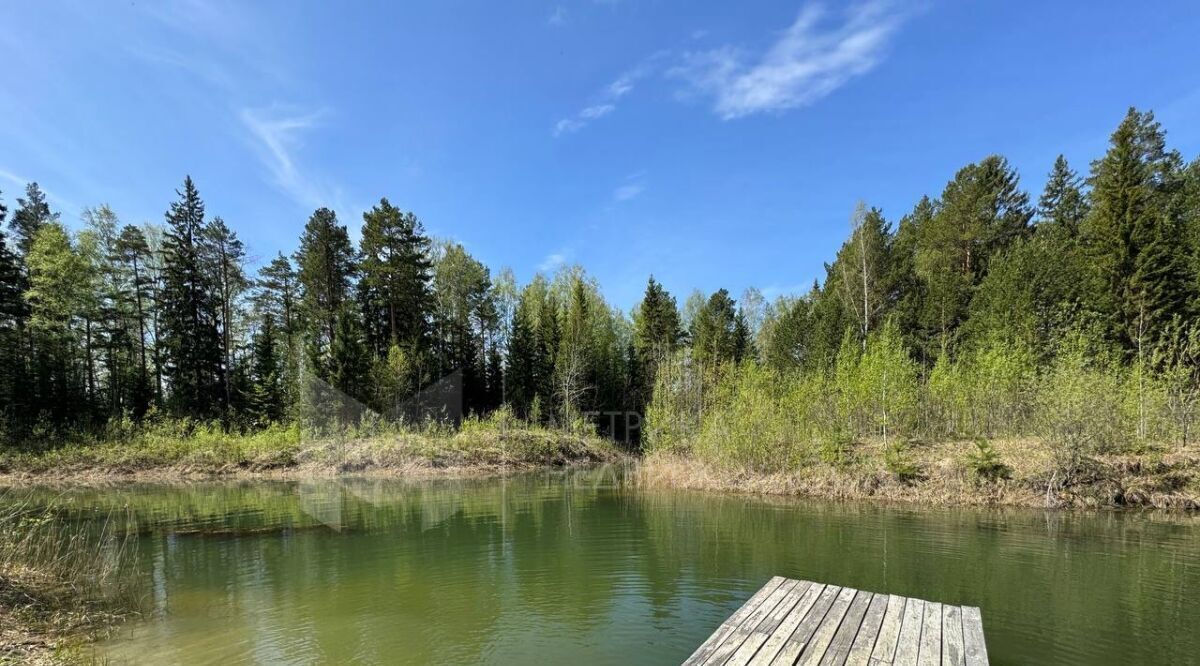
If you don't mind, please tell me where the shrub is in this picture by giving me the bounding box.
[966,439,1010,482]
[884,440,920,482]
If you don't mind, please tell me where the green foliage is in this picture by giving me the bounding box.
[689,288,749,366]
[884,440,920,482]
[3,105,1200,466]
[966,439,1010,482]
[160,177,225,417]
[358,198,434,356]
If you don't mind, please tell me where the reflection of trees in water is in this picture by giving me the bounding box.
[12,472,1200,665]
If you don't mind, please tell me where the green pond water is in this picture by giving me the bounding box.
[18,466,1200,664]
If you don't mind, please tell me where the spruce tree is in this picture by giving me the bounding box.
[632,276,681,406]
[10,182,57,259]
[249,314,283,422]
[160,176,224,417]
[329,307,370,407]
[1037,155,1089,235]
[0,193,22,421]
[1081,108,1191,353]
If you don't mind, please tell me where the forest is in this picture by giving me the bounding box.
[1,108,1199,481]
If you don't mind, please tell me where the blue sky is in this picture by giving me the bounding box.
[2,1,1199,309]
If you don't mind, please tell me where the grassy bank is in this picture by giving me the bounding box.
[643,334,1200,510]
[0,410,624,483]
[1,495,141,664]
[637,441,1200,510]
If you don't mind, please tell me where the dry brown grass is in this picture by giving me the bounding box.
[636,438,1200,510]
[0,426,624,486]
[0,495,142,664]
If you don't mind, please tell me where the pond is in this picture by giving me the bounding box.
[18,466,1200,664]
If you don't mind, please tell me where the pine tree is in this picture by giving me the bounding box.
[917,155,1032,352]
[358,198,434,357]
[295,207,355,379]
[160,176,224,417]
[115,225,155,414]
[888,197,933,360]
[202,217,247,410]
[256,253,299,342]
[761,295,812,373]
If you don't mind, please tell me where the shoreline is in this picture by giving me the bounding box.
[634,443,1200,511]
[0,427,625,487]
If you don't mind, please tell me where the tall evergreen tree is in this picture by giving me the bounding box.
[295,207,355,379]
[916,155,1032,352]
[202,217,247,409]
[1037,155,1089,235]
[1081,108,1192,353]
[159,177,224,417]
[249,313,283,422]
[632,276,681,406]
[0,192,22,421]
[689,288,745,366]
[10,182,57,259]
[114,224,155,414]
[358,199,434,357]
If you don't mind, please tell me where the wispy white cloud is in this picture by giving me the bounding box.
[0,168,80,215]
[612,170,647,202]
[613,183,644,202]
[552,54,665,137]
[547,5,567,27]
[554,3,908,134]
[240,105,338,211]
[538,251,569,272]
[672,1,908,119]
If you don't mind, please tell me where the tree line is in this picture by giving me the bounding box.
[645,108,1200,472]
[1,108,1198,451]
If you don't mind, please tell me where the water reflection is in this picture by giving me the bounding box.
[9,467,1199,665]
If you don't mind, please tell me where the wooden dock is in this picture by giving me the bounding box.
[684,577,988,666]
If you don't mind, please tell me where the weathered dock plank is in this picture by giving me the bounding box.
[685,576,785,665]
[748,583,827,665]
[689,578,988,666]
[844,592,888,665]
[962,606,989,666]
[869,594,906,664]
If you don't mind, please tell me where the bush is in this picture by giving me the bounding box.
[884,440,920,482]
[966,439,1010,482]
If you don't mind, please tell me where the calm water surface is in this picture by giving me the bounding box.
[19,467,1200,664]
